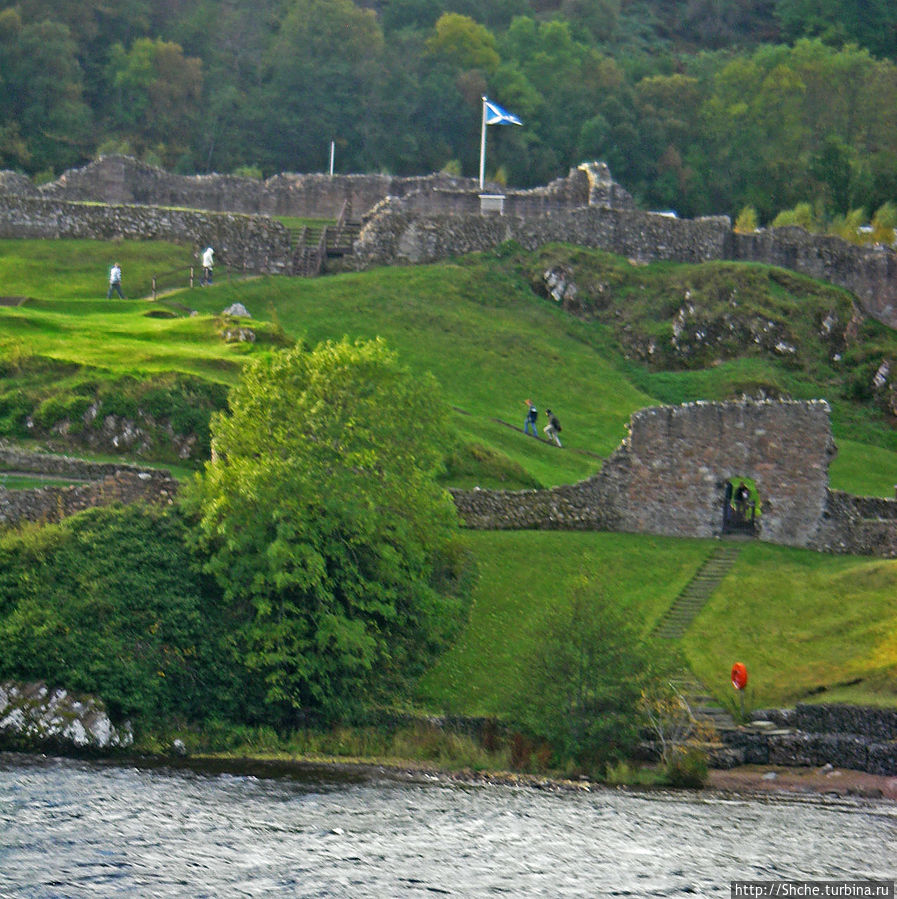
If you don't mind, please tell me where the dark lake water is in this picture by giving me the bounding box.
[1,752,894,897]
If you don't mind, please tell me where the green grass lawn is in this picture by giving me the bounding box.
[417,532,897,717]
[0,239,191,301]
[2,237,897,715]
[684,541,897,712]
[417,531,712,715]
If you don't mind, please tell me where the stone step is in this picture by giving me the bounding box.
[652,543,742,641]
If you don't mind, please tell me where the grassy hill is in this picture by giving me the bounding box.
[1,237,896,713]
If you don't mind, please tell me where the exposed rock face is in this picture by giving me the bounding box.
[0,682,133,751]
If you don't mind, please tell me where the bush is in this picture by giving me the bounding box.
[0,505,249,725]
[509,580,653,773]
[663,747,709,788]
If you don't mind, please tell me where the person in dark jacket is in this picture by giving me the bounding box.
[523,399,538,436]
[544,408,562,447]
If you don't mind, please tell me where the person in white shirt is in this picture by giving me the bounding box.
[107,263,124,299]
[201,246,214,286]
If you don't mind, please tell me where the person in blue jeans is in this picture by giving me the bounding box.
[107,263,124,299]
[523,399,538,436]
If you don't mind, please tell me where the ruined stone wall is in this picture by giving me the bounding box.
[809,490,897,557]
[0,470,178,530]
[0,195,292,274]
[353,203,732,269]
[6,156,897,329]
[452,400,897,557]
[39,155,483,219]
[0,445,178,530]
[611,400,835,545]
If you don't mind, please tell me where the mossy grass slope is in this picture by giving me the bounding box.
[1,238,897,713]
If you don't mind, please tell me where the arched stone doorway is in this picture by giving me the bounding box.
[722,478,759,536]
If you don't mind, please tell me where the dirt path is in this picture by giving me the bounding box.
[708,764,897,801]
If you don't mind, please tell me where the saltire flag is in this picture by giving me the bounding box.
[479,96,523,189]
[483,98,523,127]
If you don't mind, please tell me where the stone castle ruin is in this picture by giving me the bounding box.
[2,159,897,555]
[452,399,897,558]
[1,155,896,330]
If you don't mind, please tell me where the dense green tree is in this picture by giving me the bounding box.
[510,578,654,771]
[775,0,897,59]
[0,505,242,724]
[187,338,470,721]
[256,0,386,172]
[106,38,203,167]
[0,14,92,173]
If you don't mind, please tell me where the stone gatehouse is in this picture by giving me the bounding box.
[451,399,897,557]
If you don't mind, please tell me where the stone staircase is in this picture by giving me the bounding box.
[653,543,742,639]
[288,219,360,276]
[653,542,744,735]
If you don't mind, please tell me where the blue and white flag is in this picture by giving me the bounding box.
[483,98,522,126]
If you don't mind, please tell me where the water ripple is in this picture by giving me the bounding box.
[0,753,894,897]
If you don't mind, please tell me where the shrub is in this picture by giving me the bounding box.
[664,747,709,788]
[0,505,249,725]
[509,579,653,773]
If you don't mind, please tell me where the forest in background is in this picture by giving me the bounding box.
[1,0,896,222]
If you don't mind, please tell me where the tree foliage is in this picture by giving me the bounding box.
[187,338,470,722]
[0,505,242,724]
[1,0,896,222]
[510,578,654,771]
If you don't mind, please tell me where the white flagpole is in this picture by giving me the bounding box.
[479,96,487,191]
[329,140,335,176]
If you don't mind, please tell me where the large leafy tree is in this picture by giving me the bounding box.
[188,338,469,721]
[105,38,203,167]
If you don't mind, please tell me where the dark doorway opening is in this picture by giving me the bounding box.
[722,478,759,536]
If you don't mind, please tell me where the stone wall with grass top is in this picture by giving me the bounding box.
[0,194,292,275]
[0,444,177,530]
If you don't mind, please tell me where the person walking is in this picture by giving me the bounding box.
[544,408,563,447]
[523,399,539,436]
[107,262,125,299]
[201,246,214,286]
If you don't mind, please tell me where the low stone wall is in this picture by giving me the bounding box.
[0,443,165,480]
[0,464,178,531]
[0,195,292,274]
[353,202,731,270]
[449,478,621,532]
[719,704,897,775]
[810,490,897,557]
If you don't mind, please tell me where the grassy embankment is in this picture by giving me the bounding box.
[1,239,896,715]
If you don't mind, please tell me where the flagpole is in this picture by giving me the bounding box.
[479,96,487,191]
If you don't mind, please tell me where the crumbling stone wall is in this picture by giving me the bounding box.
[0,195,292,274]
[5,156,897,329]
[39,155,484,218]
[453,400,897,557]
[357,203,732,269]
[0,446,178,530]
